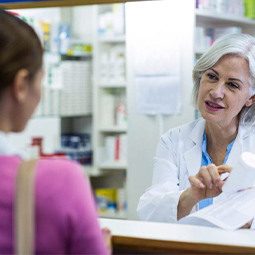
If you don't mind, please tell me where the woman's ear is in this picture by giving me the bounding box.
[11,69,29,102]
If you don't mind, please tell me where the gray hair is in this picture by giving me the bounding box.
[193,33,255,125]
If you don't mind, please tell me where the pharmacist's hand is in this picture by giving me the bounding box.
[188,164,232,202]
[102,227,112,254]
[240,219,253,229]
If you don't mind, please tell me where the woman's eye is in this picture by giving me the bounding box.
[228,82,239,89]
[207,73,217,80]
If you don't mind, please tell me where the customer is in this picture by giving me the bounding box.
[0,9,109,254]
[137,33,255,223]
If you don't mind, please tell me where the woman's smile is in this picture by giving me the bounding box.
[205,100,224,111]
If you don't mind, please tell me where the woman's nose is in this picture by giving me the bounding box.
[209,82,225,99]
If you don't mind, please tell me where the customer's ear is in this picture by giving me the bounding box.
[11,69,29,103]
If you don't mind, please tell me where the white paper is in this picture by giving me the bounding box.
[135,76,181,115]
[179,187,255,231]
[127,1,181,115]
[179,152,255,231]
[129,2,180,77]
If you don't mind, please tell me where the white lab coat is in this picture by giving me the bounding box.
[137,118,255,223]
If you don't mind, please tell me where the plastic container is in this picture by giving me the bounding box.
[222,152,255,194]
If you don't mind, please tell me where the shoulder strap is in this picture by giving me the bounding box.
[15,159,38,255]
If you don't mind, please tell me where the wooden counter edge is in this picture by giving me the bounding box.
[112,235,255,254]
[0,0,150,9]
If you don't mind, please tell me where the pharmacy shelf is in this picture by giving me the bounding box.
[92,4,128,220]
[195,9,255,27]
[81,165,93,175]
[98,35,126,43]
[99,162,127,170]
[195,8,255,57]
[82,165,106,177]
[99,126,127,133]
[99,213,127,220]
[93,4,127,171]
[60,113,92,118]
[99,82,126,88]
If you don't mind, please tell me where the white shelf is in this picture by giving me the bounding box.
[98,35,126,43]
[99,82,126,88]
[99,126,127,133]
[99,213,127,220]
[195,9,255,27]
[82,165,109,177]
[81,165,93,175]
[99,162,127,170]
[60,113,92,118]
[92,4,127,220]
[94,6,127,173]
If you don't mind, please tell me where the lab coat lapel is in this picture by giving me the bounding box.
[226,125,248,167]
[184,119,205,177]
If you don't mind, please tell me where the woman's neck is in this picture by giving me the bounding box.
[205,119,239,146]
[205,119,238,165]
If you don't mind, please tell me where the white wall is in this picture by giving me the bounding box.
[126,0,195,219]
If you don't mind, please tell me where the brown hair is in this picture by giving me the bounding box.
[0,9,43,93]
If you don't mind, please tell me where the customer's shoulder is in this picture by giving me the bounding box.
[35,158,88,196]
[36,157,83,177]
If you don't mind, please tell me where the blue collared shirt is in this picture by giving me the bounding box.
[198,133,235,210]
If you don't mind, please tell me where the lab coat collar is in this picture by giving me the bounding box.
[189,118,206,144]
[225,136,241,168]
[183,119,254,177]
[226,123,254,167]
[184,118,205,176]
[238,123,255,139]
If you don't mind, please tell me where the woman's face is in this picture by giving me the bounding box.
[197,55,254,127]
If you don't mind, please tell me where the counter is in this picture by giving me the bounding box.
[99,218,255,254]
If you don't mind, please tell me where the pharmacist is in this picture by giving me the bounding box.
[137,33,255,224]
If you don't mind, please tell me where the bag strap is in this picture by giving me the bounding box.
[15,159,38,255]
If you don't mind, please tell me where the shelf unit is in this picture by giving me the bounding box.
[195,8,255,52]
[41,52,93,167]
[99,126,127,132]
[99,82,126,88]
[8,8,94,171]
[92,3,127,219]
[195,9,255,27]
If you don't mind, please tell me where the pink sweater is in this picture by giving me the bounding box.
[0,156,108,254]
